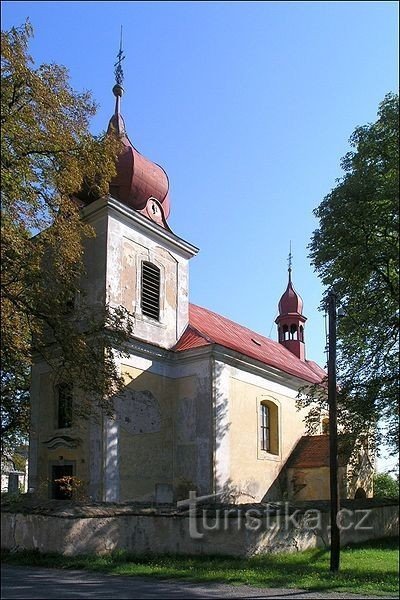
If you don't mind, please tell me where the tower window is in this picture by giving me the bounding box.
[141,261,160,320]
[57,383,73,429]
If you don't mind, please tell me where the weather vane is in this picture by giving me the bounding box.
[114,25,125,87]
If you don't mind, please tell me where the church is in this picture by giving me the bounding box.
[28,70,372,505]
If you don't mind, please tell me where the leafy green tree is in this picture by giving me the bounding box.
[300,94,399,459]
[1,22,130,454]
[373,472,399,499]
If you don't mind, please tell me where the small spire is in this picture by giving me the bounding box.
[287,241,293,283]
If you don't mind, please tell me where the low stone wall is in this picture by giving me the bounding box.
[1,500,398,557]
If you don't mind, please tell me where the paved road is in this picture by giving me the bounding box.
[1,565,395,599]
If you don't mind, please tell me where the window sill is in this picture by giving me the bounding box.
[135,311,168,329]
[257,451,281,462]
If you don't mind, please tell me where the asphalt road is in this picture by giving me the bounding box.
[1,565,395,599]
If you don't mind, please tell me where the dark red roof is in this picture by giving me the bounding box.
[174,304,326,384]
[286,435,351,468]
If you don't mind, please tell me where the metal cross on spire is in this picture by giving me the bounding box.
[114,25,125,87]
[288,241,293,282]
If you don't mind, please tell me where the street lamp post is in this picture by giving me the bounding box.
[328,289,340,572]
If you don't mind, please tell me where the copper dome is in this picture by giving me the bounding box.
[278,273,304,315]
[107,89,170,219]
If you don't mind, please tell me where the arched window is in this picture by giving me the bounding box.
[57,383,73,429]
[141,262,160,320]
[290,324,298,340]
[283,324,289,341]
[299,325,304,342]
[260,400,279,455]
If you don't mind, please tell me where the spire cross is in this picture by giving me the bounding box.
[114,26,125,87]
[288,241,293,282]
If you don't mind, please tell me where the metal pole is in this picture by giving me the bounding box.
[328,289,340,572]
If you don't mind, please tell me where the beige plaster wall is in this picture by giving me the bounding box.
[117,365,175,502]
[286,466,348,501]
[116,360,213,502]
[29,349,214,504]
[227,373,308,503]
[28,367,90,498]
[173,371,213,499]
[286,456,374,502]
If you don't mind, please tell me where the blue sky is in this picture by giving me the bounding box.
[2,1,398,467]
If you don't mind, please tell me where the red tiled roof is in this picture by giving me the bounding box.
[174,304,326,384]
[286,435,351,468]
[286,435,330,468]
[304,360,327,380]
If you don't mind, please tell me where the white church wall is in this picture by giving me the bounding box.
[212,359,231,497]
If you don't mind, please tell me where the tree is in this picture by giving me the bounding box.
[1,22,130,454]
[373,472,399,499]
[301,94,399,458]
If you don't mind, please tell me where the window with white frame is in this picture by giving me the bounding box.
[260,399,279,455]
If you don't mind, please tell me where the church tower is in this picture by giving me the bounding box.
[275,254,307,361]
[78,44,198,350]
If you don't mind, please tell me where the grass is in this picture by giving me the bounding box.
[2,537,398,596]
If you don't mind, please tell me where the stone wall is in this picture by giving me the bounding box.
[1,500,398,557]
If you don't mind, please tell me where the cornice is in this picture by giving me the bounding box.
[81,196,199,259]
[118,337,314,390]
[210,345,312,391]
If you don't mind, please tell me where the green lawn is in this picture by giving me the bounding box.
[2,537,398,596]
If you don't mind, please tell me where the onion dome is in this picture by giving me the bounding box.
[107,83,171,222]
[275,258,307,361]
[278,268,304,315]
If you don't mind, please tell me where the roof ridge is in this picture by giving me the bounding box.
[189,303,275,343]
